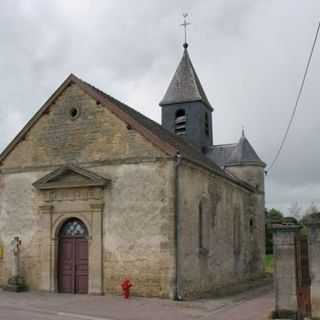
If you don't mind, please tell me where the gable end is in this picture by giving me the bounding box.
[0,74,177,166]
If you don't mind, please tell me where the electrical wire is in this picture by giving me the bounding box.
[267,22,320,174]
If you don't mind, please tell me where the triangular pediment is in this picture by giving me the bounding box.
[33,164,110,190]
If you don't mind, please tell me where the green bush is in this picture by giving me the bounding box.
[264,255,273,273]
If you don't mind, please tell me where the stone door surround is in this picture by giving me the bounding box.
[34,164,110,295]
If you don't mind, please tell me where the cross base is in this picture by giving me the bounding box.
[4,275,27,292]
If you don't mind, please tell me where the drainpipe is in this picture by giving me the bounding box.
[174,151,182,301]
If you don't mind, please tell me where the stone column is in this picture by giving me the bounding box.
[89,203,104,295]
[272,224,301,316]
[305,218,320,317]
[38,205,53,291]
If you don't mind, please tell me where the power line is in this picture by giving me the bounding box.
[267,22,320,174]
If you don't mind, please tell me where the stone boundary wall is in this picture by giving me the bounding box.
[272,217,320,319]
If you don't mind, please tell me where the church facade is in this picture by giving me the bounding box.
[0,44,265,299]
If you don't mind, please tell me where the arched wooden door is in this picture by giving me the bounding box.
[58,218,89,294]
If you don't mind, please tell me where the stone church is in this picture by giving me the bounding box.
[0,42,266,299]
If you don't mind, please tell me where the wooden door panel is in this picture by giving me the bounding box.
[75,239,88,294]
[76,275,89,294]
[77,241,88,259]
[59,275,74,293]
[58,219,89,294]
[59,239,75,293]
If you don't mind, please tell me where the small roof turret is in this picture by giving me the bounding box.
[159,46,213,110]
[225,131,265,167]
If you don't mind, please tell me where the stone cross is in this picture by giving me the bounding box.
[10,236,21,278]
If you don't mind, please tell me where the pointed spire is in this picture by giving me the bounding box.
[226,132,265,167]
[159,47,212,109]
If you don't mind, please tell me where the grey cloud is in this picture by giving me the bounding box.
[1,0,320,214]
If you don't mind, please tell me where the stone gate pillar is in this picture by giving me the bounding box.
[305,217,320,317]
[272,224,301,317]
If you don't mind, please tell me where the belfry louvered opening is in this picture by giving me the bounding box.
[175,109,187,135]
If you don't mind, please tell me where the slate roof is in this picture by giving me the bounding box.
[159,47,213,110]
[207,143,237,168]
[77,77,224,174]
[227,134,265,167]
[208,132,265,168]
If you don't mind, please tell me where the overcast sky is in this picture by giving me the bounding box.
[1,0,320,215]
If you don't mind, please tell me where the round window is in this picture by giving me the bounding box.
[69,106,80,120]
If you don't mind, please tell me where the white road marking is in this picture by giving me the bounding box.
[57,311,114,320]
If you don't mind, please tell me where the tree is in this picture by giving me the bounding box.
[266,208,284,223]
[288,202,302,221]
[301,202,319,224]
[304,202,318,216]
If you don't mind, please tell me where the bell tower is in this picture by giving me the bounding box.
[159,16,213,151]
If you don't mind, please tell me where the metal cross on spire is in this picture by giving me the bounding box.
[181,13,191,49]
[242,126,245,137]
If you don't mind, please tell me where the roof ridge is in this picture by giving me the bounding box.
[186,50,211,107]
[77,77,221,164]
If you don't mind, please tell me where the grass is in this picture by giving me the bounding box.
[264,255,273,274]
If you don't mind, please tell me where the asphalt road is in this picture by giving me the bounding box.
[0,306,113,320]
[0,286,273,320]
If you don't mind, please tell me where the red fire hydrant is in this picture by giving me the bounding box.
[121,279,133,299]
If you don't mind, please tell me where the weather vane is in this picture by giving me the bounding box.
[181,13,191,48]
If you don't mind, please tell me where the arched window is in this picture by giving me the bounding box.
[205,113,209,137]
[175,109,187,135]
[198,199,209,254]
[249,218,254,234]
[59,218,88,238]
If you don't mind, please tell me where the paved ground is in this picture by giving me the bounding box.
[0,285,273,320]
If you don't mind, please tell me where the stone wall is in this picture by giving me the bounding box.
[95,161,176,298]
[1,83,164,171]
[0,80,265,299]
[306,220,320,318]
[272,225,300,315]
[0,160,175,297]
[226,165,265,193]
[0,82,177,297]
[0,259,3,286]
[177,161,264,298]
[0,171,43,289]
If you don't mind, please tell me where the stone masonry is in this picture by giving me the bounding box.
[0,73,265,299]
[271,224,301,316]
[305,217,320,318]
